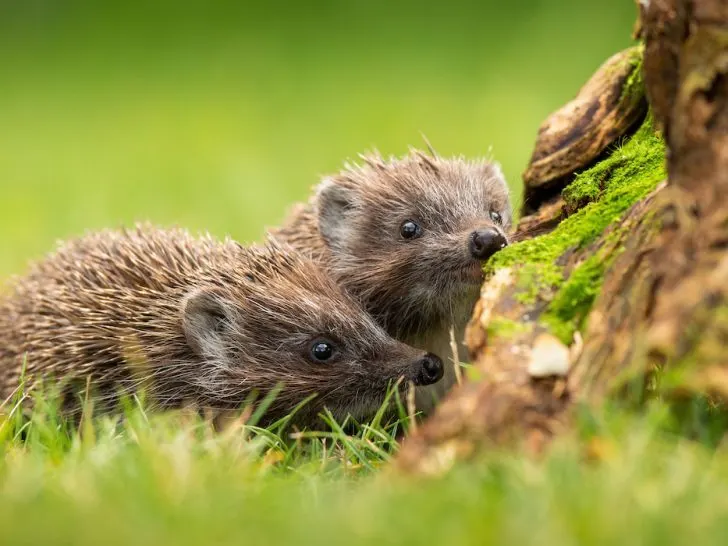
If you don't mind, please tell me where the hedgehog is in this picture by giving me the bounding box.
[272,149,512,411]
[0,225,443,426]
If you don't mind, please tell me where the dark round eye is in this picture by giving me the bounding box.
[400,220,422,240]
[311,340,335,362]
[489,211,503,224]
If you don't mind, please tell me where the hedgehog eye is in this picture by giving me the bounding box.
[310,339,336,362]
[400,220,422,240]
[489,211,503,225]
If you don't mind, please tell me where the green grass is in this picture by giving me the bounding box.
[3,389,728,545]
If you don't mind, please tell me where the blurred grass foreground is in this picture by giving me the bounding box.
[3,3,719,546]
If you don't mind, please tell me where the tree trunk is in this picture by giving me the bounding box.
[396,0,728,476]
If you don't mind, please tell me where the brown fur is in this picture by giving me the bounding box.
[0,225,434,426]
[272,149,512,410]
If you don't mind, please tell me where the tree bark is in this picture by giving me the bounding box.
[396,0,728,476]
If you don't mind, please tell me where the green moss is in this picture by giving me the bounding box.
[619,44,645,103]
[485,114,666,342]
[514,262,563,305]
[486,316,531,340]
[540,255,605,344]
[562,48,647,212]
[562,113,661,212]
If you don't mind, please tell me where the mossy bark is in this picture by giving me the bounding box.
[396,0,728,475]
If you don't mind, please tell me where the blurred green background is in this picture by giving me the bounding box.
[0,0,636,277]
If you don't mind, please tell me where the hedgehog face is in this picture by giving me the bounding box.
[180,248,444,425]
[314,152,512,338]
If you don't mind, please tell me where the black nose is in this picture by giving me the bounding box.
[469,228,508,260]
[414,353,444,386]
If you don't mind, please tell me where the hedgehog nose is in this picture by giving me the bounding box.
[469,228,507,260]
[414,353,444,386]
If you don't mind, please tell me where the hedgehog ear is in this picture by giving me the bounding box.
[316,177,358,249]
[181,288,233,358]
[485,161,507,187]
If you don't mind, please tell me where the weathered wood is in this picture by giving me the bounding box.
[522,46,647,215]
[574,0,728,400]
[397,186,663,475]
[628,0,728,382]
[396,0,728,475]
